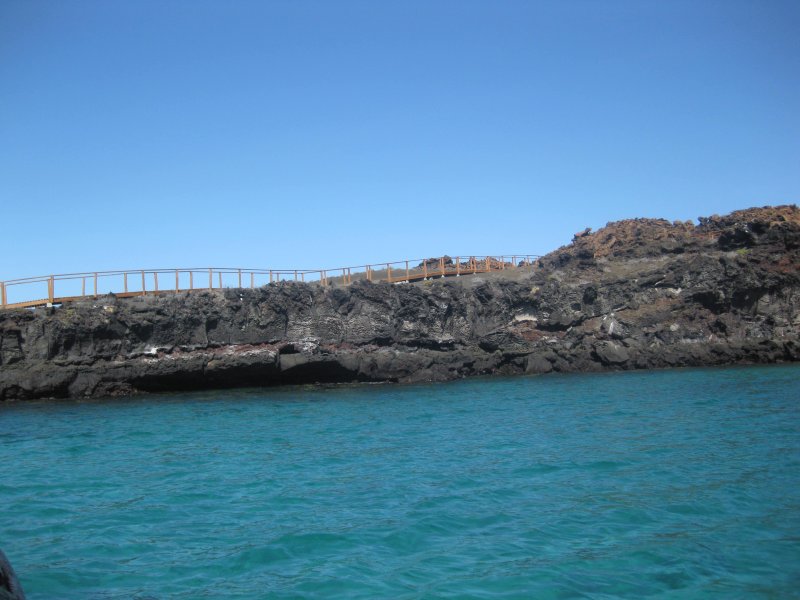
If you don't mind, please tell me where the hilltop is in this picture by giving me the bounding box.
[1,205,798,400]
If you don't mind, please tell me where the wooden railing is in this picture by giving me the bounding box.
[0,255,538,310]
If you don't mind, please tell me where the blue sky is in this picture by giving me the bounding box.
[1,0,798,281]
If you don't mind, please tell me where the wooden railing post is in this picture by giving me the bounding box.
[238,269,242,288]
[175,270,179,292]
[0,282,6,307]
[405,261,410,281]
[49,276,54,303]
[209,268,213,289]
[123,273,128,293]
[269,270,273,284]
[81,277,86,297]
[456,257,460,276]
[217,272,222,288]
[190,271,194,290]
[154,272,159,292]
[250,272,254,288]
[423,261,427,279]
[387,264,392,283]
[294,270,298,282]
[141,270,146,295]
[440,257,444,277]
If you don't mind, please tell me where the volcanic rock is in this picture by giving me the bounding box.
[1,205,798,400]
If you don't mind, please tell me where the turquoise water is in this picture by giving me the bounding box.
[1,365,799,599]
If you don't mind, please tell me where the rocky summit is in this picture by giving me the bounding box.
[1,206,798,401]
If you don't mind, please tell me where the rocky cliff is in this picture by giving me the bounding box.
[1,206,798,401]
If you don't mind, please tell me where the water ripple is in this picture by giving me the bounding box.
[1,365,799,598]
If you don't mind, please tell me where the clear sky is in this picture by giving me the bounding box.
[1,0,798,280]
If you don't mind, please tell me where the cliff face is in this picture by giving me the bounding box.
[1,206,798,400]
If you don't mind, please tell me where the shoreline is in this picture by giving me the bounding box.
[2,205,798,402]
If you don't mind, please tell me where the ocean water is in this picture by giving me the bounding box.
[1,365,799,599]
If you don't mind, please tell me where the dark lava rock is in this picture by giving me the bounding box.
[0,549,25,600]
[1,205,798,400]
[592,341,630,365]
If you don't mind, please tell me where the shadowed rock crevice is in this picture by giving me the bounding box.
[1,205,798,400]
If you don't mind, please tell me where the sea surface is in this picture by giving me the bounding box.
[1,365,799,599]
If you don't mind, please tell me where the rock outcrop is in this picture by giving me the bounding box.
[1,206,798,400]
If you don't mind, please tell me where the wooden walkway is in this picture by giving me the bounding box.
[0,255,538,310]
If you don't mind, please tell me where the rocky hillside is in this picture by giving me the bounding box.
[1,205,798,400]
